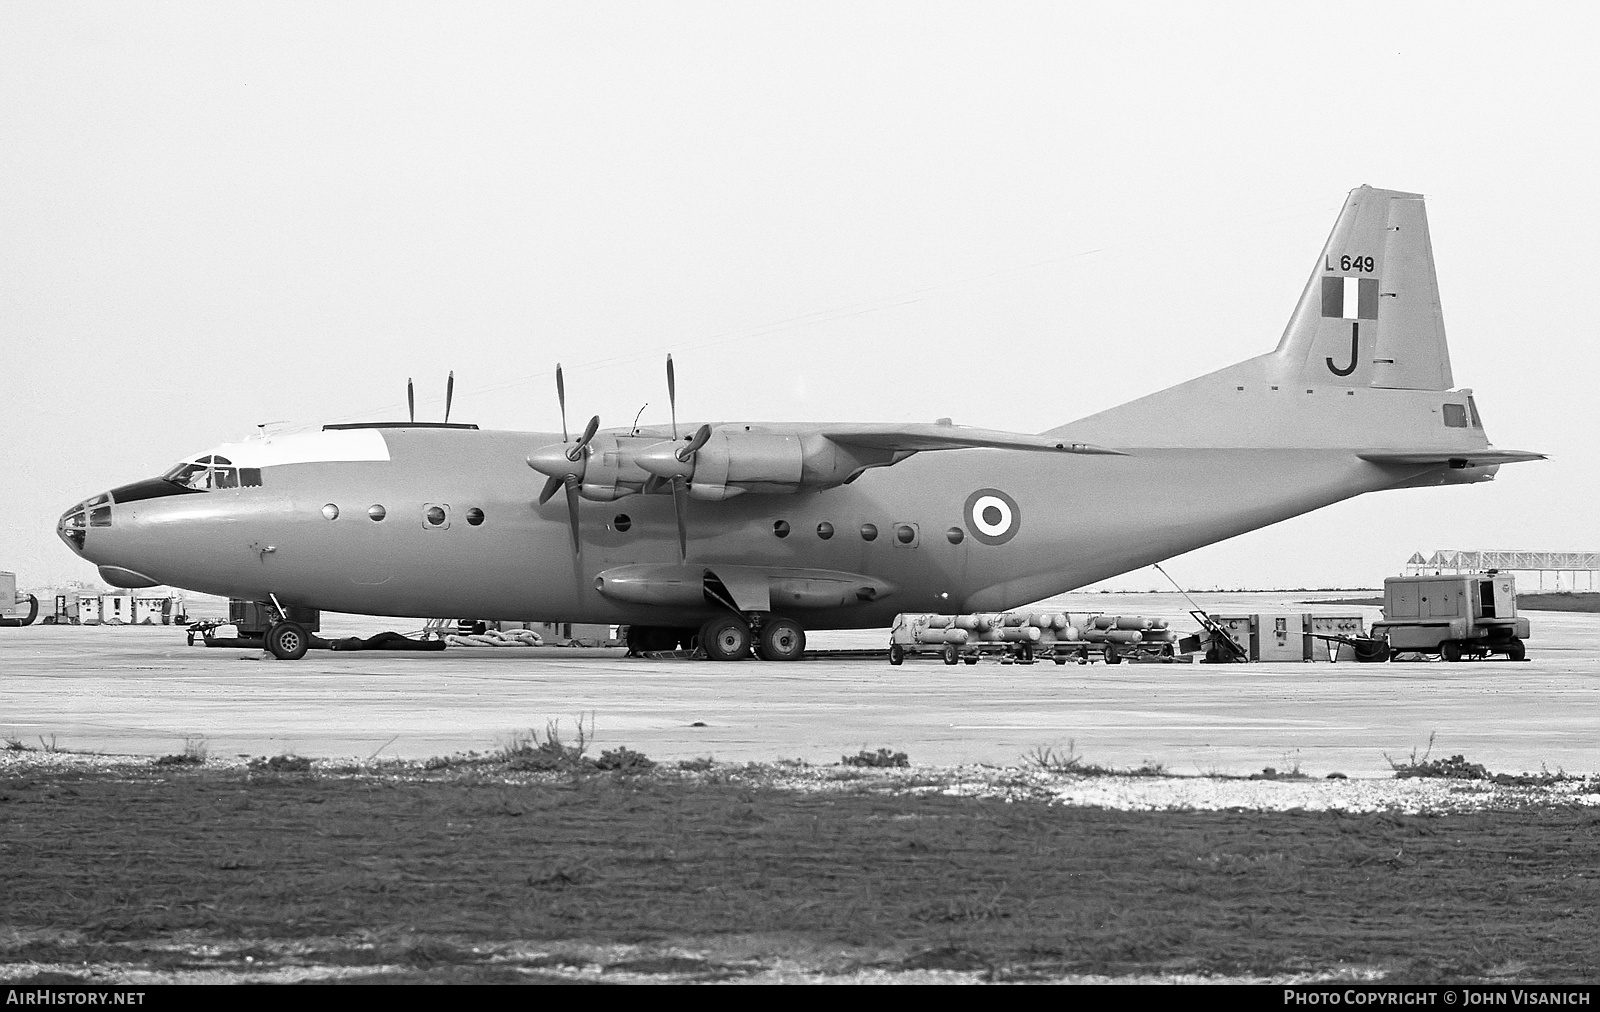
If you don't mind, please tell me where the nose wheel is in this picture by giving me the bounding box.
[265,621,310,661]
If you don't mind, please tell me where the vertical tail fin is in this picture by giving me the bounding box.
[1273,185,1453,391]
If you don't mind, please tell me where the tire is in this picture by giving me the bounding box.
[757,617,806,662]
[1440,640,1462,663]
[1054,655,1067,665]
[700,615,752,662]
[888,644,904,666]
[1506,638,1526,661]
[943,644,959,665]
[1019,643,1033,663]
[1354,637,1389,663]
[1103,645,1122,665]
[265,621,309,661]
[964,655,979,665]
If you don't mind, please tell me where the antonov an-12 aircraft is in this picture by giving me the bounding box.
[59,186,1541,660]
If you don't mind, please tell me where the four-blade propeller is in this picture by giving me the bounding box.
[527,363,601,554]
[660,355,712,561]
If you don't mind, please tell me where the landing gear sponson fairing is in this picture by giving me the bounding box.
[59,186,1542,660]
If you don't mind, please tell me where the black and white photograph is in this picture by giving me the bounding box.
[2,1,1597,990]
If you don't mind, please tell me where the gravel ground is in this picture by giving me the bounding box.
[6,750,1597,813]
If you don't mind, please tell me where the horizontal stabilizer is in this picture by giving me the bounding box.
[1359,449,1546,468]
[821,423,1125,456]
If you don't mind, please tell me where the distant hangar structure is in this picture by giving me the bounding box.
[1407,551,1598,591]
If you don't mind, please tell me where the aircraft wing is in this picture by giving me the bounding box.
[1358,449,1546,467]
[819,423,1126,456]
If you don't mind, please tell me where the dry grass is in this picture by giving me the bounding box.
[1024,742,1167,778]
[1,764,1598,982]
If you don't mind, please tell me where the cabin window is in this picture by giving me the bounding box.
[860,523,878,542]
[426,506,448,527]
[368,504,386,521]
[321,504,339,520]
[773,520,790,538]
[613,514,631,533]
[466,508,485,526]
[895,524,916,545]
[947,527,964,544]
[816,522,834,540]
[1442,403,1468,427]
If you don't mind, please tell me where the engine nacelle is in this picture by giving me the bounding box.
[635,428,895,499]
[528,433,664,502]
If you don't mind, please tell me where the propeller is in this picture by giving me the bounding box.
[556,363,568,443]
[667,354,677,439]
[677,422,711,462]
[669,476,690,561]
[444,371,454,424]
[562,476,582,553]
[527,363,600,555]
[407,378,415,424]
[657,354,715,561]
[538,474,563,506]
[568,414,600,462]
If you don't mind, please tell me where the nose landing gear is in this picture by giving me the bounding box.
[264,621,310,661]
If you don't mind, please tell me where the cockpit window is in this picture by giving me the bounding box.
[162,456,263,490]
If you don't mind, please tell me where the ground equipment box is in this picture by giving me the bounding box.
[101,594,133,624]
[1205,613,1369,662]
[1,572,39,626]
[1371,574,1528,661]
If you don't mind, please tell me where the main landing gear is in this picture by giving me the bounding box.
[695,614,807,662]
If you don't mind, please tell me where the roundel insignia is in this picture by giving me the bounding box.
[963,488,1021,546]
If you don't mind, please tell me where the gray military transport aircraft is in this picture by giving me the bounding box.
[58,186,1541,661]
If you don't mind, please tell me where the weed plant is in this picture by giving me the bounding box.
[594,747,655,772]
[156,736,208,766]
[249,755,313,773]
[841,748,909,768]
[1024,742,1167,777]
[500,718,595,772]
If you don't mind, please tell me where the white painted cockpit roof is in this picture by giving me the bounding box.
[178,428,391,468]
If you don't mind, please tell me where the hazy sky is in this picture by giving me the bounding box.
[2,2,1594,590]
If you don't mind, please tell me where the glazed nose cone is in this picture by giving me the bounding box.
[56,495,108,556]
